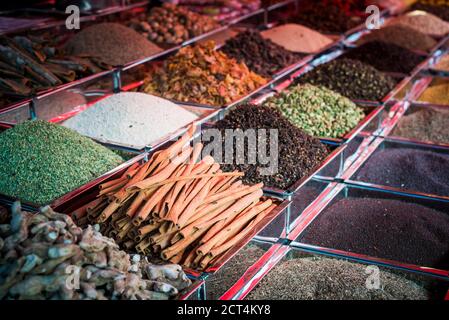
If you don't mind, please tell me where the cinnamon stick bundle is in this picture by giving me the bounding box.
[75,124,278,270]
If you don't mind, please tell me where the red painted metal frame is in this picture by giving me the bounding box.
[178,280,205,300]
[45,129,292,281]
[219,244,290,300]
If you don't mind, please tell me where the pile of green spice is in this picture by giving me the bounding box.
[295,58,398,101]
[0,120,123,205]
[264,84,365,139]
[211,104,329,190]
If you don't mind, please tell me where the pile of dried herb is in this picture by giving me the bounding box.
[247,255,433,300]
[142,41,267,106]
[264,84,365,139]
[357,25,437,53]
[392,108,449,144]
[210,104,329,190]
[220,29,302,78]
[0,120,123,205]
[127,3,219,45]
[340,41,426,74]
[290,2,362,33]
[295,58,397,101]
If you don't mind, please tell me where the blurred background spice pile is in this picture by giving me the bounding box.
[127,3,219,45]
[64,23,162,66]
[0,34,110,104]
[220,29,302,77]
[340,41,426,74]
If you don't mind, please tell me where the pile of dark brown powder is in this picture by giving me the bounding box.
[301,198,449,269]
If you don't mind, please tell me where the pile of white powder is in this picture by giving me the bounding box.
[62,92,198,149]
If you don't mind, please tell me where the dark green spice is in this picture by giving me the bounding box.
[0,120,123,205]
[265,84,365,138]
[295,58,398,101]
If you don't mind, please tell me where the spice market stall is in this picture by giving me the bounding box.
[0,0,448,301]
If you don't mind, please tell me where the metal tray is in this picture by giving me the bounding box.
[386,102,449,147]
[343,136,449,199]
[202,241,285,300]
[249,82,385,145]
[50,132,291,279]
[289,182,449,280]
[222,242,449,300]
[407,74,449,107]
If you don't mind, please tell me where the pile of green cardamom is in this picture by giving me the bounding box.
[0,120,124,205]
[265,84,365,138]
